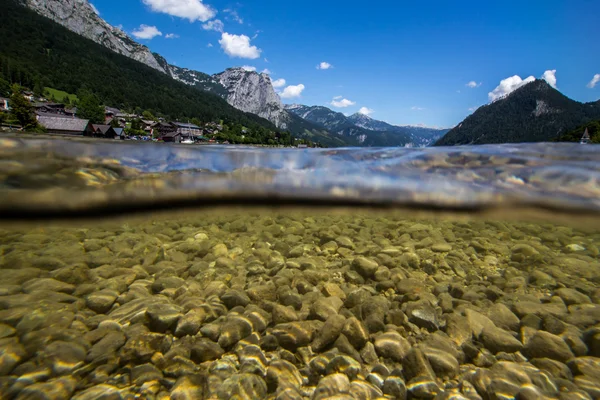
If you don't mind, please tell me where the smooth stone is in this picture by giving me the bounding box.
[555,288,592,306]
[41,340,87,375]
[486,303,520,332]
[531,358,574,380]
[131,363,163,385]
[464,309,496,338]
[374,331,411,362]
[383,376,407,399]
[190,339,225,363]
[266,360,303,391]
[481,327,523,354]
[406,375,441,399]
[146,303,183,333]
[86,290,118,314]
[170,375,206,400]
[22,278,75,294]
[0,338,26,375]
[309,296,343,321]
[218,316,253,348]
[175,309,207,337]
[407,302,440,331]
[421,345,459,379]
[216,373,267,400]
[272,322,313,351]
[272,304,299,324]
[325,355,361,380]
[312,314,346,352]
[342,317,369,350]
[313,373,350,400]
[402,348,436,381]
[352,257,379,279]
[567,357,600,381]
[71,384,122,400]
[15,377,76,400]
[524,331,575,363]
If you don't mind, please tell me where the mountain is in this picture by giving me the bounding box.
[347,113,448,147]
[21,0,166,73]
[435,80,600,146]
[0,0,285,136]
[285,104,448,147]
[214,69,290,129]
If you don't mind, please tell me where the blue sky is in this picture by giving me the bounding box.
[93,0,599,128]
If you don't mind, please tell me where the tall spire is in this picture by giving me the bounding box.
[581,127,590,144]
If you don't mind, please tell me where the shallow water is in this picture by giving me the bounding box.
[0,138,599,399]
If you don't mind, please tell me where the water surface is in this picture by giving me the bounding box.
[0,138,599,400]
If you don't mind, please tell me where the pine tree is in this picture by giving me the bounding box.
[9,84,36,129]
[77,92,104,123]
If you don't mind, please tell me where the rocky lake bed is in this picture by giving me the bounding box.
[0,210,599,400]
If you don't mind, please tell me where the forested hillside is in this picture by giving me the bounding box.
[555,120,600,143]
[435,80,600,146]
[0,0,282,138]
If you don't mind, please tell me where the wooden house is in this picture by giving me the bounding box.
[37,115,93,135]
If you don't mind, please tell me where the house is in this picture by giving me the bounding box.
[37,115,93,135]
[91,124,118,139]
[152,122,177,137]
[34,102,67,115]
[161,131,182,143]
[172,122,202,138]
[141,120,156,133]
[113,127,125,140]
[0,97,9,111]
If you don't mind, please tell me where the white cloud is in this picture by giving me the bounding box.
[279,84,305,99]
[207,43,213,47]
[468,107,477,112]
[411,106,425,111]
[223,9,243,24]
[466,81,481,88]
[165,33,179,39]
[271,78,286,88]
[358,107,374,116]
[541,69,557,88]
[219,33,261,59]
[588,74,600,88]
[317,62,333,70]
[261,69,271,75]
[240,65,256,72]
[330,98,356,108]
[141,0,215,22]
[202,19,224,32]
[488,74,535,102]
[132,25,162,40]
[90,3,99,14]
[333,95,342,100]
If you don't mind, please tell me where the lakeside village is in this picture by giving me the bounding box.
[0,87,316,147]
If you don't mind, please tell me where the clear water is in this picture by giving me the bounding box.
[0,137,599,400]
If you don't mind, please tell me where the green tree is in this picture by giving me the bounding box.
[141,110,155,121]
[78,92,104,123]
[9,84,36,129]
[109,117,120,128]
[0,111,6,124]
[33,80,44,98]
[0,76,9,96]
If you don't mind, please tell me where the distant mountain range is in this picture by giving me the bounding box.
[284,105,447,147]
[435,79,600,146]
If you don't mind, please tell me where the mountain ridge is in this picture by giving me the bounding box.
[435,80,600,146]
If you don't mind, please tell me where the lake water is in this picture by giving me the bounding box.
[0,137,599,400]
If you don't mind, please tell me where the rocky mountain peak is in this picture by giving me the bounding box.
[22,0,167,73]
[213,68,289,129]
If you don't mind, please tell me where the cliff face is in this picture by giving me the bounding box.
[214,69,290,129]
[22,0,167,73]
